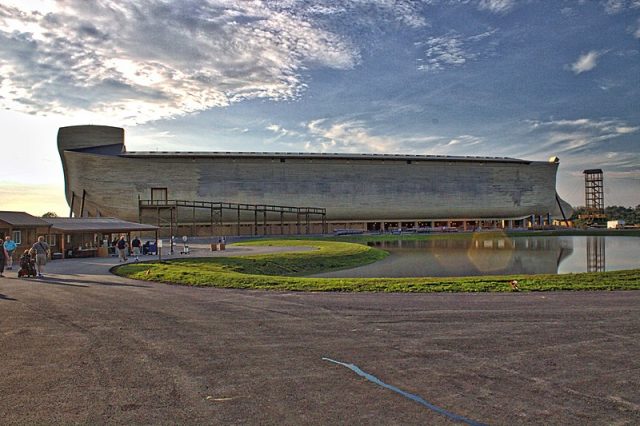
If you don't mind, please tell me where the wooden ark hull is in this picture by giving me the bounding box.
[58,125,573,231]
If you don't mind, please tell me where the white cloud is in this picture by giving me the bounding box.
[303,118,485,156]
[529,118,639,134]
[298,0,430,29]
[417,29,497,72]
[373,0,429,28]
[266,123,300,139]
[526,118,640,155]
[604,0,626,14]
[420,35,468,70]
[0,1,360,124]
[446,135,483,147]
[478,0,515,14]
[615,126,640,134]
[596,78,623,91]
[570,51,602,74]
[306,119,394,152]
[559,151,640,185]
[555,150,640,207]
[603,0,640,14]
[266,124,283,133]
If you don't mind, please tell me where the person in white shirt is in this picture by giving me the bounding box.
[31,236,50,277]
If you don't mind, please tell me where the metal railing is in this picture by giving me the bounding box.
[139,198,327,236]
[139,199,325,215]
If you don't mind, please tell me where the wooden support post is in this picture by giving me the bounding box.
[237,205,240,236]
[192,205,196,237]
[254,210,258,235]
[210,206,214,237]
[297,212,301,235]
[169,208,174,249]
[80,189,87,217]
[263,210,267,235]
[69,192,76,218]
[175,206,180,236]
[280,211,284,235]
[61,233,67,259]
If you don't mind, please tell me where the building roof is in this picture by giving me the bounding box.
[44,217,158,233]
[0,211,51,227]
[120,150,531,163]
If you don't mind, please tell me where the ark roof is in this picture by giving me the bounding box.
[121,150,531,163]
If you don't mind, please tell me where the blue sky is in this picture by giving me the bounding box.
[0,0,638,216]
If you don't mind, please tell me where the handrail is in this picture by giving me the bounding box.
[139,199,326,215]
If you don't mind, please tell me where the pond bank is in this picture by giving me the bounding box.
[113,239,640,293]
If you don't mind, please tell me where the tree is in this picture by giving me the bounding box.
[570,205,639,226]
[42,212,58,218]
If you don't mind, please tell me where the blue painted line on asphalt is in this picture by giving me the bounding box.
[322,357,488,426]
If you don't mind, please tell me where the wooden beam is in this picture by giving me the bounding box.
[69,192,76,218]
[80,189,87,217]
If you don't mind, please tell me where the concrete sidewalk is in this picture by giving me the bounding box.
[1,251,639,424]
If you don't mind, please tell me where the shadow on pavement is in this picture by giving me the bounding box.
[0,293,17,301]
[37,276,152,288]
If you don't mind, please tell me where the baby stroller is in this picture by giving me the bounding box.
[18,250,37,278]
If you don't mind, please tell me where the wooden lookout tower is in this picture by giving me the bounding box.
[580,169,606,225]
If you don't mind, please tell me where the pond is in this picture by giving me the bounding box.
[312,236,640,278]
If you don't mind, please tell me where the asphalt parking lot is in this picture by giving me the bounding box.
[1,252,639,425]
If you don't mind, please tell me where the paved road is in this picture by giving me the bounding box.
[1,250,639,425]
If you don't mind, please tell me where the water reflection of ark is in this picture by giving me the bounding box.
[586,236,605,273]
[313,237,575,278]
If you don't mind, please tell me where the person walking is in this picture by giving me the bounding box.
[4,236,16,270]
[131,236,141,262]
[31,236,50,278]
[0,238,8,278]
[116,236,128,262]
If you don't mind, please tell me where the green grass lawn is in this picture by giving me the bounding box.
[113,238,640,292]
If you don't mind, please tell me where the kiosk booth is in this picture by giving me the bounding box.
[43,218,158,259]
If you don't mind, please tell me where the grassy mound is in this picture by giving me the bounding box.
[113,239,640,292]
[114,240,386,287]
